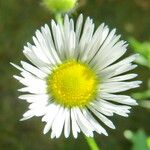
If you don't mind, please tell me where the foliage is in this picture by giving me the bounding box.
[124,130,150,150]
[129,38,150,68]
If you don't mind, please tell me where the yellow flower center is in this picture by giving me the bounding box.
[47,60,98,107]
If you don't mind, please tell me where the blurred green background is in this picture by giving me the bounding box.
[0,0,150,150]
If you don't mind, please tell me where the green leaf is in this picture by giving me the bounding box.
[128,38,150,68]
[130,130,149,150]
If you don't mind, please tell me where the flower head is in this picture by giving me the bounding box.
[12,14,141,138]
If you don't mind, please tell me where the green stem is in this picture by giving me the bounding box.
[55,13,63,24]
[85,136,100,150]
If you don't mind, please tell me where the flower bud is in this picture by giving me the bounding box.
[42,0,77,13]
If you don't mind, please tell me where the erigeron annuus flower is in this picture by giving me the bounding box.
[12,14,141,139]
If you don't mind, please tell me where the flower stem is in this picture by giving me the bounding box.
[85,136,100,150]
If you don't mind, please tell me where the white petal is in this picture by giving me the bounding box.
[11,63,24,72]
[100,92,138,105]
[22,110,34,119]
[14,73,46,89]
[82,108,108,136]
[43,104,60,134]
[18,94,49,103]
[20,115,34,121]
[28,101,48,109]
[78,17,95,60]
[92,99,131,117]
[26,42,49,64]
[43,24,61,64]
[99,54,138,79]
[20,61,47,79]
[90,101,114,116]
[88,105,115,129]
[35,28,59,64]
[64,108,70,138]
[71,108,80,138]
[105,74,137,82]
[51,20,64,60]
[73,108,94,137]
[51,107,66,138]
[75,14,83,47]
[100,81,142,93]
[83,24,108,63]
[23,46,51,74]
[18,86,46,94]
[94,41,127,71]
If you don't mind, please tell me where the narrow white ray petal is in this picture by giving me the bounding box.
[100,28,117,48]
[90,29,120,67]
[20,115,34,121]
[86,24,109,64]
[20,61,47,79]
[32,107,47,117]
[71,108,80,138]
[90,101,114,116]
[35,28,59,64]
[20,69,44,80]
[82,108,108,136]
[73,108,94,137]
[28,41,50,65]
[64,15,70,39]
[88,106,115,129]
[56,108,67,138]
[105,74,137,82]
[75,14,83,46]
[103,99,131,115]
[100,81,142,93]
[13,75,23,81]
[18,85,47,94]
[18,85,46,94]
[51,131,56,139]
[13,74,31,86]
[23,47,51,74]
[43,104,60,134]
[83,24,108,63]
[64,108,70,138]
[61,17,76,59]
[94,41,127,71]
[51,20,63,58]
[99,54,138,79]
[80,23,95,58]
[101,44,127,70]
[67,30,76,58]
[70,18,74,31]
[14,72,47,89]
[113,64,137,78]
[93,100,131,117]
[100,92,138,105]
[32,33,51,64]
[41,26,57,64]
[12,63,46,84]
[78,17,95,60]
[42,104,60,122]
[11,63,24,72]
[58,15,70,60]
[51,107,66,138]
[28,101,48,109]
[22,110,34,118]
[18,94,49,103]
[43,24,62,64]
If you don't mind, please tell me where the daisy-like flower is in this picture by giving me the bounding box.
[12,14,141,139]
